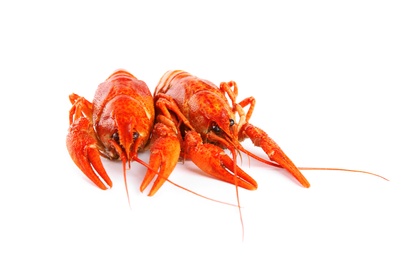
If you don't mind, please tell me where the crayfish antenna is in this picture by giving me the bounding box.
[122,154,156,209]
[239,147,283,168]
[132,155,239,207]
[121,156,132,209]
[238,149,389,182]
[160,177,239,207]
[235,140,388,183]
[231,146,245,242]
[298,167,389,181]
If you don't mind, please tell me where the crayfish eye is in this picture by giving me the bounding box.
[229,119,235,126]
[112,132,120,143]
[133,132,139,141]
[211,124,221,133]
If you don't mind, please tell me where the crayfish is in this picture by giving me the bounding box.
[151,70,311,191]
[150,70,388,237]
[151,69,387,187]
[66,70,180,198]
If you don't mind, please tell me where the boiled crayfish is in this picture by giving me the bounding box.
[66,70,180,197]
[152,70,310,191]
[151,70,388,197]
[150,70,389,239]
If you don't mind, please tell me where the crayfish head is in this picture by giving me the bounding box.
[96,96,153,162]
[188,91,238,148]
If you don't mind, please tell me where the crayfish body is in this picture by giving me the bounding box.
[152,70,310,191]
[66,70,180,195]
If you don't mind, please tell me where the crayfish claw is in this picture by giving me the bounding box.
[140,122,180,196]
[184,131,258,190]
[67,117,112,189]
[242,123,310,188]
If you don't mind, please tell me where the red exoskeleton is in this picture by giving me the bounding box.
[66,70,180,199]
[148,70,311,193]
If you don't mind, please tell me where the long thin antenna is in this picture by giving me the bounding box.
[298,167,389,181]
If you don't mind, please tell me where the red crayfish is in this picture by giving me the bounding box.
[152,70,310,190]
[66,70,180,198]
[151,70,387,192]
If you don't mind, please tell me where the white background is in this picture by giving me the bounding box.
[1,1,411,259]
